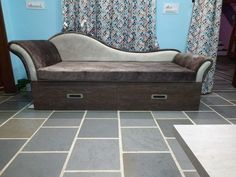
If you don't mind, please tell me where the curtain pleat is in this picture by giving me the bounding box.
[186,0,223,94]
[63,0,159,52]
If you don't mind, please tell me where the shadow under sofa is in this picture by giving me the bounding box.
[9,32,213,110]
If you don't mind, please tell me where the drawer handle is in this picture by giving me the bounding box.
[151,94,168,100]
[67,94,83,99]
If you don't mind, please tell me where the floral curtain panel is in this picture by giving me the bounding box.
[63,0,159,52]
[186,0,223,94]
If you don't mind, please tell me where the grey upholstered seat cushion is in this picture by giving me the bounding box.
[37,61,196,82]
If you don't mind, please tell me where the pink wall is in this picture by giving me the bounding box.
[233,4,236,11]
[219,14,233,49]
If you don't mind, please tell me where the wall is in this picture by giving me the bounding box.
[1,0,62,82]
[219,14,232,49]
[2,0,192,81]
[219,3,236,49]
[156,0,193,51]
[1,0,24,83]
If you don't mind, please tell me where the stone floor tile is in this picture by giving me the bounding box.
[201,97,232,106]
[0,101,29,111]
[66,139,120,170]
[123,153,181,177]
[14,109,52,119]
[79,119,118,138]
[24,128,77,151]
[86,111,117,118]
[156,119,193,137]
[0,112,16,124]
[120,112,156,126]
[168,139,195,170]
[186,112,229,124]
[63,172,121,177]
[0,140,25,170]
[122,128,168,151]
[210,106,236,119]
[153,111,187,119]
[184,172,200,177]
[1,153,67,177]
[44,112,84,126]
[0,119,44,138]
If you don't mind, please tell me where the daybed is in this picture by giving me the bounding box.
[9,33,213,110]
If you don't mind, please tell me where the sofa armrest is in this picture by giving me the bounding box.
[173,53,213,82]
[9,40,62,81]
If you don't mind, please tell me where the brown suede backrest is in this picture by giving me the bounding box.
[173,53,206,72]
[9,40,62,69]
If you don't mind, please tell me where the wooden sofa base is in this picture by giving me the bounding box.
[32,82,202,110]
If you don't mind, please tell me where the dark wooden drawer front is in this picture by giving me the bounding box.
[117,83,201,110]
[32,82,201,110]
[32,82,117,110]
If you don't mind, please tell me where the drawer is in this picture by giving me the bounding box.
[117,83,201,110]
[32,82,117,110]
[32,82,201,110]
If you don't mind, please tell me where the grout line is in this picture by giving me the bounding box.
[0,96,14,105]
[11,118,47,120]
[214,75,233,81]
[214,90,236,93]
[227,118,236,120]
[155,118,188,120]
[121,126,157,129]
[201,101,234,125]
[182,111,196,125]
[165,137,176,140]
[42,126,80,129]
[182,169,198,173]
[213,89,236,91]
[0,103,32,127]
[85,118,118,120]
[0,138,29,140]
[59,111,87,177]
[20,151,69,154]
[165,136,177,139]
[214,78,232,83]
[0,110,19,113]
[215,71,234,77]
[118,110,125,177]
[0,110,55,176]
[229,120,236,124]
[201,94,219,97]
[119,110,150,113]
[150,111,185,177]
[77,137,119,140]
[214,92,236,105]
[199,101,213,110]
[206,104,234,106]
[65,170,121,173]
[123,151,170,154]
[228,101,236,106]
[184,111,213,112]
[53,110,86,112]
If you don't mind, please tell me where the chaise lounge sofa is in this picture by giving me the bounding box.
[9,32,213,110]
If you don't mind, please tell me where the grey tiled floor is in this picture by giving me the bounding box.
[184,172,200,177]
[0,73,236,177]
[230,119,236,124]
[63,173,121,177]
[66,139,120,170]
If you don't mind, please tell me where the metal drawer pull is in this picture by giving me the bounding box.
[151,94,168,100]
[67,94,83,99]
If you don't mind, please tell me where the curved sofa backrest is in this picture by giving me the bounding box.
[50,33,179,62]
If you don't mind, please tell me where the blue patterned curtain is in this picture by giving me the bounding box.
[186,0,223,94]
[63,0,159,52]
